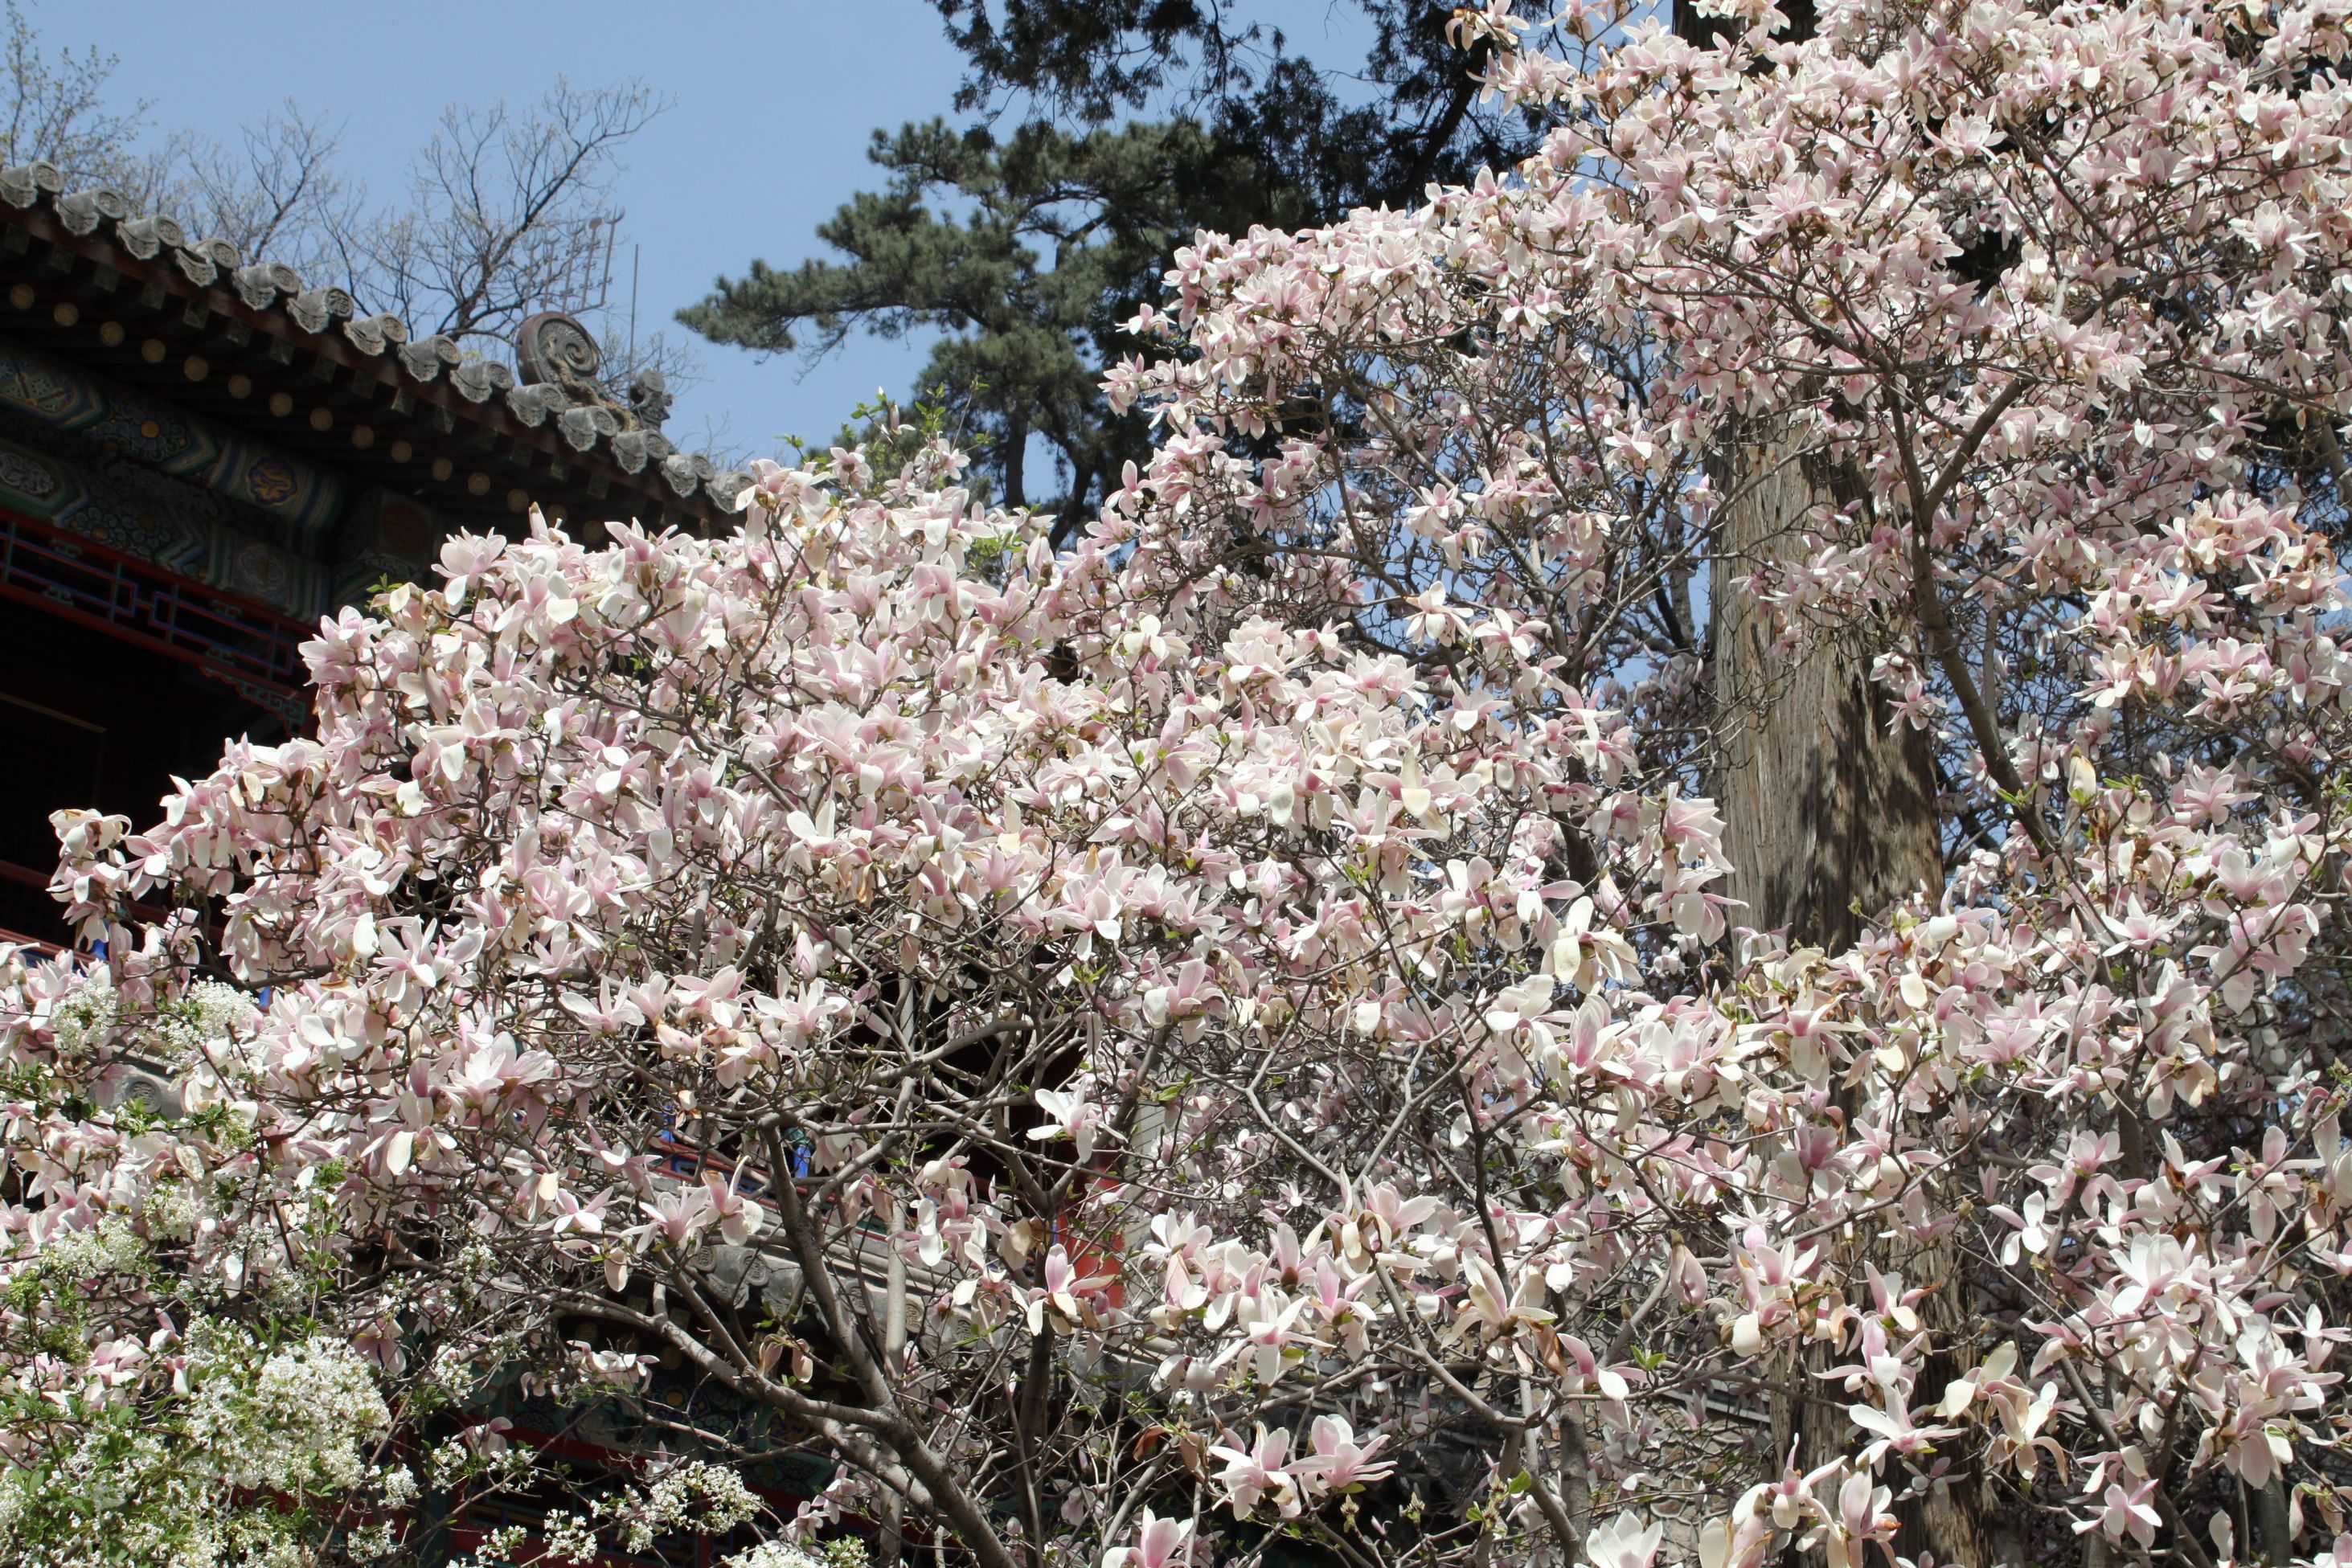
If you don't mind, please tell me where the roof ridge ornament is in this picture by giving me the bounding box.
[286,285,356,334]
[516,311,602,386]
[0,162,63,209]
[516,310,670,432]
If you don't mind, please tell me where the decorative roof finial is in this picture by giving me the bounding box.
[626,369,672,429]
[515,311,602,385]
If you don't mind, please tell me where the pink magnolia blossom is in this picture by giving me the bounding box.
[7,2,2352,1564]
[1102,1509,1193,1568]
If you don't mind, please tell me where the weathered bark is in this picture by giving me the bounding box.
[2250,1477,2293,1565]
[1888,1276,1998,1568]
[1711,428,1943,954]
[880,1199,910,1568]
[1713,427,1996,1566]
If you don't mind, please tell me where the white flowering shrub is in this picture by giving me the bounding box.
[183,1330,390,1494]
[727,1542,846,1568]
[0,1297,401,1566]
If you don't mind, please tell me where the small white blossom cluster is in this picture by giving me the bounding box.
[539,1509,603,1565]
[617,1458,764,1551]
[451,1523,534,1566]
[377,1463,419,1509]
[345,1521,401,1562]
[46,967,117,1062]
[728,1544,831,1568]
[23,1213,145,1275]
[427,1419,533,1489]
[473,1457,771,1564]
[185,1331,391,1492]
[147,981,258,1073]
[141,1179,201,1242]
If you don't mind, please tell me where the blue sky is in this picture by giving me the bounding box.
[47,1,1383,470]
[43,0,975,463]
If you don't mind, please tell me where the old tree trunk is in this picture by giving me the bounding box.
[1710,428,1999,1568]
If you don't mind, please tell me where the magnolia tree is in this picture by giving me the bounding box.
[7,1,2352,1566]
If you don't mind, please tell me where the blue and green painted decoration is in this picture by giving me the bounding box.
[0,334,443,616]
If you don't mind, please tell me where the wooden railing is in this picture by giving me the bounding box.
[0,504,312,724]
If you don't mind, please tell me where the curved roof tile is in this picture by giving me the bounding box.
[0,160,751,528]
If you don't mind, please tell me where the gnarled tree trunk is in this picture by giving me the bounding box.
[1711,429,1942,953]
[1711,426,1995,1567]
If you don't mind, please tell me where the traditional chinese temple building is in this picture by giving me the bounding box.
[0,159,748,945]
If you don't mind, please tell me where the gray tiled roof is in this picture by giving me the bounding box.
[0,159,752,520]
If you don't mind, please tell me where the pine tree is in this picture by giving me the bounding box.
[678,2,1541,533]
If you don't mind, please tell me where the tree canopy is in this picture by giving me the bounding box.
[10,3,2352,1568]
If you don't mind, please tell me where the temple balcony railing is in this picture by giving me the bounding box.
[0,504,311,725]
